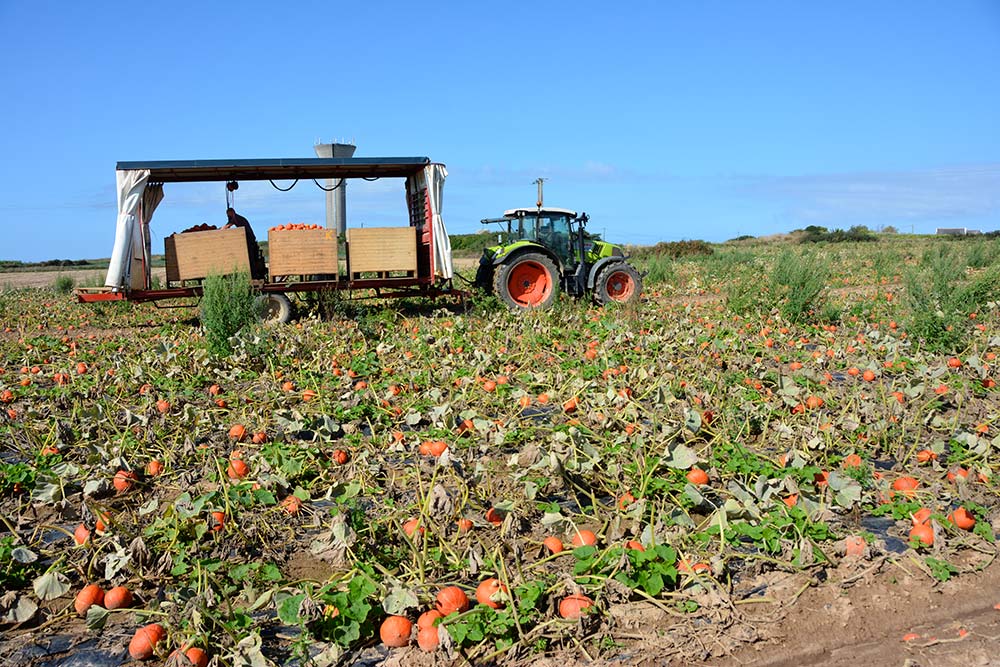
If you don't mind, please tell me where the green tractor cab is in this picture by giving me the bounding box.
[475,207,642,310]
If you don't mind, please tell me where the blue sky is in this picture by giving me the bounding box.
[1,1,998,261]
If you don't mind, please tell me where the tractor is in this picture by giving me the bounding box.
[475,205,643,310]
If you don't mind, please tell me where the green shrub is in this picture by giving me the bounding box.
[722,250,830,322]
[200,272,263,356]
[53,275,75,294]
[965,239,1000,269]
[725,271,767,317]
[642,255,675,286]
[904,253,1000,352]
[770,249,830,323]
[633,240,714,260]
[449,232,511,255]
[870,248,902,282]
[798,225,878,243]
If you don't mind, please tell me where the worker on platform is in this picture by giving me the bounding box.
[223,208,266,279]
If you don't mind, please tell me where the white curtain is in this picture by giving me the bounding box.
[425,164,452,279]
[136,184,164,289]
[105,170,150,289]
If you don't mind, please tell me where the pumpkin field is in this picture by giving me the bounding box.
[2,235,1000,666]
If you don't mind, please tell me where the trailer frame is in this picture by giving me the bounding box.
[77,156,464,312]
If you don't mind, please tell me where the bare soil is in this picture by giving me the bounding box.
[0,268,166,291]
[722,556,1000,667]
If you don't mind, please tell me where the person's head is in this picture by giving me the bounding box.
[226,207,236,220]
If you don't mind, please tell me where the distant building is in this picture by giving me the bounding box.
[936,228,981,236]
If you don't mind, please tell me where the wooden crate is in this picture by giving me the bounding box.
[164,228,251,283]
[268,228,339,280]
[347,227,417,277]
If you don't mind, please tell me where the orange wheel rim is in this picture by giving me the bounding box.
[507,261,552,307]
[605,271,635,301]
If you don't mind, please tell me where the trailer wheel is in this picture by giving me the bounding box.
[593,263,642,306]
[493,252,560,310]
[258,293,294,324]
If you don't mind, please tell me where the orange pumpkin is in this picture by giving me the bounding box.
[686,468,709,485]
[104,585,133,610]
[113,470,137,493]
[74,584,104,616]
[475,578,508,609]
[379,615,412,648]
[892,477,919,496]
[128,623,165,660]
[435,586,470,615]
[949,507,976,530]
[559,593,593,619]
[485,507,504,526]
[182,648,208,667]
[226,458,250,480]
[543,536,564,554]
[73,523,90,546]
[416,625,439,651]
[402,518,424,537]
[281,495,303,515]
[417,609,443,629]
[909,522,934,546]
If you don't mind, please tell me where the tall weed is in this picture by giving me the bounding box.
[53,275,75,294]
[724,249,830,322]
[904,252,1000,352]
[200,272,263,356]
[870,248,902,282]
[770,249,830,323]
[965,239,1000,269]
[642,255,675,286]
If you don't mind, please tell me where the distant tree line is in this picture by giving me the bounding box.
[796,225,879,243]
[630,240,714,259]
[449,232,511,254]
[0,259,94,269]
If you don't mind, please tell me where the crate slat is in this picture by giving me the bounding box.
[268,228,339,279]
[347,227,417,275]
[165,228,251,282]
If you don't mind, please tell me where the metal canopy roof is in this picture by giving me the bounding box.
[116,157,432,183]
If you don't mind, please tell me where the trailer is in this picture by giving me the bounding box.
[76,157,461,321]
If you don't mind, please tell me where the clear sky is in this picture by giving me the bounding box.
[1,1,998,261]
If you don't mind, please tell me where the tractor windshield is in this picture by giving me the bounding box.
[513,212,575,263]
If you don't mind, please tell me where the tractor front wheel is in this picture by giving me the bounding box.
[593,263,642,306]
[475,257,494,292]
[493,253,560,310]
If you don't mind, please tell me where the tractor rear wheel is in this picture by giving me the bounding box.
[593,263,642,306]
[494,253,560,310]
